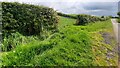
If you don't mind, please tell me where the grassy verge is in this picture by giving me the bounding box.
[1,27,95,66]
[1,16,117,66]
[58,16,117,66]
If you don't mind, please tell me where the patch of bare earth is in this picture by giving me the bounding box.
[100,31,118,66]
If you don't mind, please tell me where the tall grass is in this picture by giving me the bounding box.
[2,32,40,52]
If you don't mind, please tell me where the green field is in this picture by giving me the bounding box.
[1,16,118,66]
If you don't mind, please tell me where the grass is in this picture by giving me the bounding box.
[58,16,117,66]
[1,27,95,66]
[1,16,117,66]
[58,16,112,32]
[2,32,40,52]
[58,16,76,30]
[29,30,94,66]
[1,41,53,66]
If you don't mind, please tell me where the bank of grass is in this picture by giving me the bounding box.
[29,30,95,66]
[1,16,117,66]
[1,28,95,66]
[58,16,117,66]
[90,31,118,66]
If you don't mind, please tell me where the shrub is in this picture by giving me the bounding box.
[118,18,120,23]
[117,12,120,23]
[76,14,109,25]
[76,14,90,25]
[2,2,58,37]
[117,12,120,17]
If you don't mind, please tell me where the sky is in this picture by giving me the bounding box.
[1,0,120,16]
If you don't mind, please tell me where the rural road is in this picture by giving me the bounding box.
[111,19,120,67]
[111,19,120,42]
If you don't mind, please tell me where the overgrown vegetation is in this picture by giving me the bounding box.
[1,2,117,66]
[2,2,58,36]
[2,2,58,51]
[1,29,95,66]
[1,18,117,66]
[2,32,39,51]
[117,12,120,23]
[76,14,110,25]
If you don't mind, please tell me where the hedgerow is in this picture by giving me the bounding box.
[2,2,58,36]
[76,14,110,25]
[117,12,120,23]
[57,13,110,25]
[117,12,120,17]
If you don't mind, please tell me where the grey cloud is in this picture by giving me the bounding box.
[35,2,118,16]
[83,2,117,11]
[81,2,118,16]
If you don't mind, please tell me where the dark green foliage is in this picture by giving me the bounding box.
[76,14,109,25]
[101,16,104,18]
[57,12,77,19]
[117,12,120,17]
[76,14,89,25]
[118,18,120,23]
[2,2,58,36]
[117,12,120,23]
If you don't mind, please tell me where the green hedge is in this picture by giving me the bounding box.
[76,14,109,25]
[117,12,120,17]
[117,12,120,23]
[2,2,58,36]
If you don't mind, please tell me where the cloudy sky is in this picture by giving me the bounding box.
[1,0,120,16]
